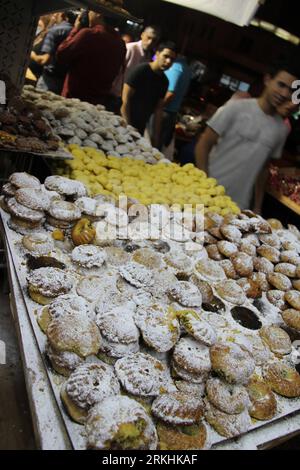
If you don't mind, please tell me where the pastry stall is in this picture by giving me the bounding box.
[1,0,300,452]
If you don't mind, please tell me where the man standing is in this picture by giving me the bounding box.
[125,26,161,77]
[158,55,191,150]
[111,25,161,108]
[34,11,76,94]
[56,11,126,106]
[195,61,299,212]
[121,42,176,147]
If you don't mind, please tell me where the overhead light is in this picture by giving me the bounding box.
[250,18,300,45]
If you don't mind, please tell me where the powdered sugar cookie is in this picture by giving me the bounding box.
[86,395,158,450]
[27,267,73,304]
[132,247,163,269]
[152,391,204,426]
[22,232,54,255]
[217,240,238,258]
[48,200,81,222]
[230,253,254,277]
[253,257,274,274]
[194,259,226,283]
[173,337,211,378]
[205,398,251,438]
[156,421,208,450]
[47,312,101,358]
[71,245,107,269]
[285,290,300,310]
[9,172,40,189]
[210,342,255,385]
[281,309,300,331]
[220,224,242,243]
[134,304,180,353]
[259,325,292,356]
[96,305,139,345]
[168,281,202,307]
[206,377,250,415]
[115,353,175,397]
[280,251,300,265]
[267,273,292,292]
[104,246,130,267]
[178,310,217,346]
[263,362,300,398]
[119,262,154,288]
[275,263,297,278]
[214,280,246,305]
[247,377,277,420]
[164,251,194,278]
[257,245,280,264]
[218,259,239,280]
[61,362,120,424]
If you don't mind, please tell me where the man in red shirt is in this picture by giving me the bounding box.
[56,11,126,106]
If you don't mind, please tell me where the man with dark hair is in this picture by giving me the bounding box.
[111,25,161,108]
[56,10,126,106]
[121,42,176,146]
[34,11,76,94]
[195,61,300,212]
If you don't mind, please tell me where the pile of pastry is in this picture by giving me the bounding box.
[2,172,300,450]
[22,86,165,164]
[0,90,60,153]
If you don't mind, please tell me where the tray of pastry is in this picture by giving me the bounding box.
[66,0,143,23]
[1,174,300,450]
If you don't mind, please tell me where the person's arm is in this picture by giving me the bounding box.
[30,51,51,66]
[121,83,135,125]
[56,27,87,66]
[163,91,175,107]
[195,126,219,175]
[253,164,268,215]
[151,99,165,148]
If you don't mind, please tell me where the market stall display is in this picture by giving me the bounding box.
[1,172,300,450]
[56,146,240,214]
[22,86,165,164]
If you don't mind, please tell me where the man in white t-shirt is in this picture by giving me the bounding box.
[195,62,299,211]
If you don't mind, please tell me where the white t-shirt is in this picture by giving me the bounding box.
[207,99,288,209]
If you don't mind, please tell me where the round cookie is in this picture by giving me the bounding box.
[157,422,208,451]
[247,377,277,421]
[168,281,202,307]
[9,172,40,189]
[115,353,175,397]
[48,200,81,222]
[214,280,246,305]
[7,197,44,222]
[178,310,217,346]
[152,391,204,426]
[22,232,54,256]
[206,377,250,415]
[86,395,158,450]
[45,175,86,198]
[15,188,50,211]
[205,398,251,438]
[259,325,292,356]
[173,337,211,378]
[194,259,226,283]
[210,342,255,385]
[47,312,101,358]
[71,245,107,269]
[263,363,300,398]
[281,309,300,331]
[27,267,73,304]
[61,362,120,424]
[46,343,83,376]
[285,291,300,310]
